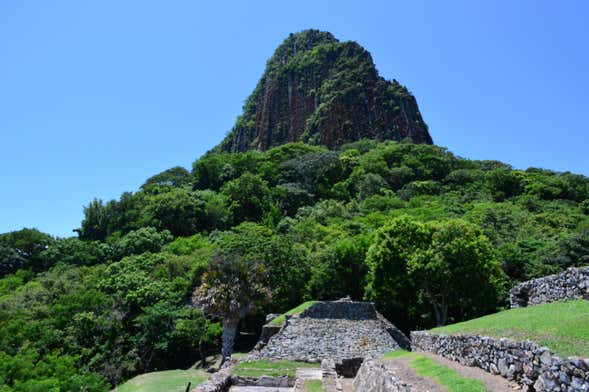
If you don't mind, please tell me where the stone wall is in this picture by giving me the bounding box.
[260,317,401,361]
[352,359,412,392]
[299,301,377,320]
[510,266,589,308]
[411,331,589,392]
[258,299,408,362]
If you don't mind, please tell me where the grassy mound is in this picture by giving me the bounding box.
[430,300,589,358]
[113,369,208,392]
[232,359,318,378]
[269,301,317,325]
[384,351,487,392]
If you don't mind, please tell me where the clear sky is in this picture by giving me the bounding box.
[1,1,587,238]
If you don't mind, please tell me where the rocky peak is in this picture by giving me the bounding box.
[218,29,433,152]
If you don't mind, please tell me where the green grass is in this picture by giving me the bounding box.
[411,355,488,392]
[383,351,487,392]
[430,300,589,358]
[383,350,412,359]
[232,359,318,378]
[113,369,208,392]
[270,301,317,325]
[303,379,323,391]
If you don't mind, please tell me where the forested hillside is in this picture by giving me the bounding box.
[1,29,588,391]
[1,139,588,390]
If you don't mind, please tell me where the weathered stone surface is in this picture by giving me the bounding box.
[411,331,589,392]
[231,376,293,388]
[260,318,400,361]
[258,300,406,362]
[509,266,589,308]
[194,366,232,392]
[352,359,413,392]
[299,300,376,320]
[218,30,432,153]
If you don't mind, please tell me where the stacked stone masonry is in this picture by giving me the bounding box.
[260,318,400,361]
[352,359,413,392]
[411,331,589,392]
[510,266,589,308]
[259,300,406,361]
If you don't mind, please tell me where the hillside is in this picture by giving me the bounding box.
[0,30,588,392]
[429,300,589,358]
[218,29,432,152]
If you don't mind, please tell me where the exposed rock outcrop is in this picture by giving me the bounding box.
[218,29,432,152]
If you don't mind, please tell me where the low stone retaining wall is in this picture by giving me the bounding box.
[352,359,412,392]
[510,266,589,308]
[193,367,232,392]
[411,331,589,392]
[300,300,377,320]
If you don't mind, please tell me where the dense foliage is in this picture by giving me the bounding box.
[1,139,588,390]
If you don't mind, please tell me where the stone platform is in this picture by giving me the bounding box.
[258,300,407,362]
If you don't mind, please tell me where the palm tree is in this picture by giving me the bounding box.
[192,248,270,366]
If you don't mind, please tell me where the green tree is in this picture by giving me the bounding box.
[221,173,271,223]
[0,246,27,277]
[141,188,203,236]
[486,169,524,201]
[364,216,432,330]
[192,246,270,365]
[408,220,503,326]
[142,166,191,188]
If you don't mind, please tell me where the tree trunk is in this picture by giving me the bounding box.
[432,301,448,326]
[220,316,239,367]
[432,302,442,326]
[199,340,207,368]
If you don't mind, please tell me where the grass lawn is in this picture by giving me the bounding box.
[384,351,488,392]
[270,301,317,325]
[303,379,323,391]
[232,359,318,378]
[113,369,208,392]
[429,300,589,358]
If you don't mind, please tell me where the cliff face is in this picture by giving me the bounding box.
[218,30,433,152]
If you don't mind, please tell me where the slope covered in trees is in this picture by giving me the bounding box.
[1,139,588,390]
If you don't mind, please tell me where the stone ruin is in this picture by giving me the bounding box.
[255,298,409,363]
[510,266,589,308]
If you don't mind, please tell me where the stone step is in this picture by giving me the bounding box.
[295,368,323,380]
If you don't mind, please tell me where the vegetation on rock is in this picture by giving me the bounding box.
[219,30,432,152]
[1,29,588,392]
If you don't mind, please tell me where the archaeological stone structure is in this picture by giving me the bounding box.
[510,266,589,308]
[352,359,412,392]
[257,299,408,362]
[411,331,589,392]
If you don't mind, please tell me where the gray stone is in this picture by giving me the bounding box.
[410,331,589,392]
[259,301,406,362]
[352,359,413,392]
[509,266,589,308]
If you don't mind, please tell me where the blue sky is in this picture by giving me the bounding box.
[1,1,587,237]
